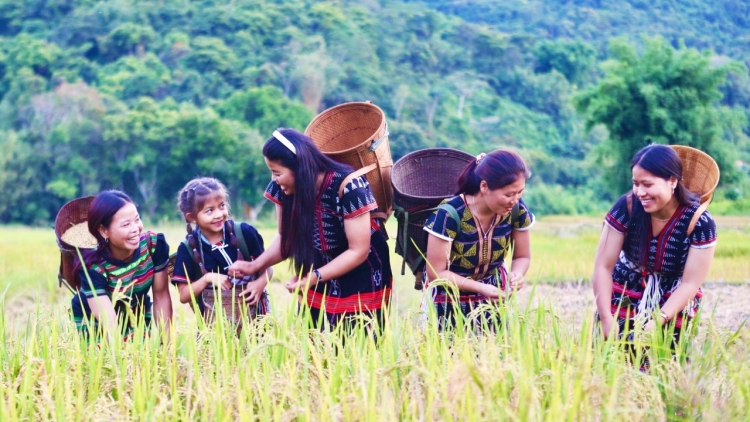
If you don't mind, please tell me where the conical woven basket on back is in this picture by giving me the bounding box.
[392,148,475,288]
[669,145,720,204]
[54,196,96,291]
[305,101,393,220]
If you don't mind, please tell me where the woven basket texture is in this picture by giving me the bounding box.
[55,196,95,288]
[393,148,474,211]
[202,288,257,325]
[305,102,393,219]
[392,148,474,277]
[669,145,720,204]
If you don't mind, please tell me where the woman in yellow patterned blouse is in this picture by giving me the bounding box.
[423,150,534,330]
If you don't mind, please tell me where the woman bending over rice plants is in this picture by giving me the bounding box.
[422,150,534,332]
[71,190,172,343]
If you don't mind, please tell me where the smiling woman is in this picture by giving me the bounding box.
[422,150,535,331]
[71,190,172,342]
[227,128,392,335]
[592,144,718,365]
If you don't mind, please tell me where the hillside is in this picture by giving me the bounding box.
[0,0,748,223]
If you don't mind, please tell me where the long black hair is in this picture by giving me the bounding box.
[629,144,699,265]
[631,144,698,207]
[456,150,531,195]
[262,128,352,274]
[74,190,135,278]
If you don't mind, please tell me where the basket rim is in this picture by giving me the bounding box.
[54,195,96,251]
[392,148,474,200]
[304,101,387,155]
[668,145,720,202]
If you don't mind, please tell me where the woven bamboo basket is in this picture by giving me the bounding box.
[669,145,720,204]
[54,196,96,291]
[305,101,393,220]
[202,286,257,326]
[392,148,474,289]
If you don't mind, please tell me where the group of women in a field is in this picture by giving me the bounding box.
[72,129,717,356]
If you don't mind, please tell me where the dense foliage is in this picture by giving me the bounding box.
[0,0,748,224]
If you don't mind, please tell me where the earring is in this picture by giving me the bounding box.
[672,186,676,194]
[104,238,109,243]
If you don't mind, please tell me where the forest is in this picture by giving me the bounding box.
[1,0,749,224]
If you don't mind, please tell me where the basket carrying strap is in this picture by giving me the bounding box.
[437,203,461,227]
[58,258,76,294]
[687,201,709,237]
[368,122,389,152]
[181,223,252,276]
[392,204,410,275]
[232,221,251,261]
[339,163,388,218]
[338,164,377,197]
[394,203,461,276]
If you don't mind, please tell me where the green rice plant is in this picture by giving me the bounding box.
[0,219,748,420]
[2,287,750,420]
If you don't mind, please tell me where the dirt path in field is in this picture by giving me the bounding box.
[513,281,750,332]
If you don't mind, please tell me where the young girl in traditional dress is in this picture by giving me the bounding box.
[172,177,271,320]
[422,150,534,331]
[72,190,172,341]
[228,128,392,333]
[593,145,716,350]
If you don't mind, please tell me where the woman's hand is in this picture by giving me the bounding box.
[202,273,233,290]
[508,271,525,292]
[285,275,299,293]
[240,278,267,305]
[479,284,500,302]
[599,312,618,340]
[227,260,260,279]
[285,273,320,294]
[592,225,625,340]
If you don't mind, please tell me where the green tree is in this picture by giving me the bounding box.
[574,36,743,195]
[101,23,157,61]
[217,86,313,135]
[97,53,170,100]
[534,39,597,86]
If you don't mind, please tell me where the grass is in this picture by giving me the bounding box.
[0,216,749,420]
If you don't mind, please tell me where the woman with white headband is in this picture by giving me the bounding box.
[422,149,534,331]
[228,128,392,335]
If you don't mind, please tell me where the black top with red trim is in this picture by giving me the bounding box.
[265,172,379,255]
[264,172,391,323]
[604,194,717,326]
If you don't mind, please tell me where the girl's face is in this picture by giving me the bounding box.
[265,158,296,195]
[190,194,229,238]
[631,165,677,214]
[480,175,526,216]
[99,202,143,260]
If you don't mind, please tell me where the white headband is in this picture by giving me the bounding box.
[273,130,296,155]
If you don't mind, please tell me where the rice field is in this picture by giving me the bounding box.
[1,216,749,420]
